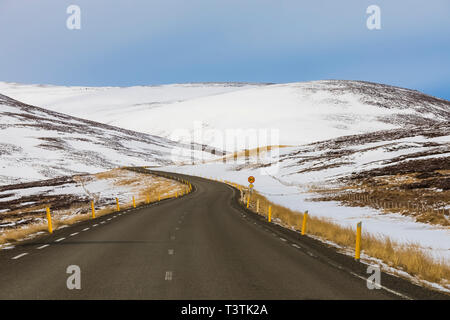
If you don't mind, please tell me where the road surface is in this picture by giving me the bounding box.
[0,170,447,299]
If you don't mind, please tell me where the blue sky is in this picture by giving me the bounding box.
[0,0,449,100]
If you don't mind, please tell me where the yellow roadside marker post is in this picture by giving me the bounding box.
[91,200,96,219]
[116,198,120,211]
[133,196,136,208]
[268,206,272,222]
[301,211,308,235]
[158,193,161,201]
[46,207,53,234]
[146,194,150,204]
[256,199,260,213]
[247,194,250,208]
[355,222,362,261]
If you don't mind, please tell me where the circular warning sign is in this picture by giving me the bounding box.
[248,176,255,184]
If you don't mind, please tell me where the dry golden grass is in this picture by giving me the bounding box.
[237,185,450,287]
[0,168,189,246]
[207,145,290,163]
[0,223,48,244]
[0,211,91,244]
[309,172,450,227]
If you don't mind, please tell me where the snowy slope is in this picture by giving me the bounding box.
[159,122,450,263]
[0,94,215,185]
[1,80,449,151]
[267,124,450,187]
[1,80,449,289]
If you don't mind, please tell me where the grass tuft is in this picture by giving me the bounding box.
[239,187,450,288]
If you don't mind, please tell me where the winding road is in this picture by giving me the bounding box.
[0,170,447,299]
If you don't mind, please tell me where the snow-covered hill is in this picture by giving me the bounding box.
[1,80,449,151]
[268,123,450,187]
[0,94,215,185]
[161,123,450,265]
[1,80,449,288]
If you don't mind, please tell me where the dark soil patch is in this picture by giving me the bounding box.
[351,157,450,179]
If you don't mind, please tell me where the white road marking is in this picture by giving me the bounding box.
[168,249,174,255]
[165,271,173,281]
[37,244,49,250]
[175,227,179,230]
[328,262,344,270]
[55,237,65,242]
[100,221,105,224]
[12,253,28,260]
[70,232,79,237]
[82,228,90,231]
[279,238,287,242]
[349,271,411,300]
[107,218,112,221]
[93,224,98,227]
[291,244,301,249]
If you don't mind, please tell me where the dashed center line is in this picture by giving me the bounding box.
[168,249,174,255]
[55,237,65,242]
[12,253,28,260]
[280,238,287,242]
[165,271,173,281]
[82,228,90,231]
[37,244,49,250]
[107,218,112,221]
[93,224,98,227]
[70,232,79,237]
[291,244,301,249]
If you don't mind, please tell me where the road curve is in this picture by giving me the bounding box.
[0,170,447,299]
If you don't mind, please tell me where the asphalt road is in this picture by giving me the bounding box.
[0,170,447,299]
